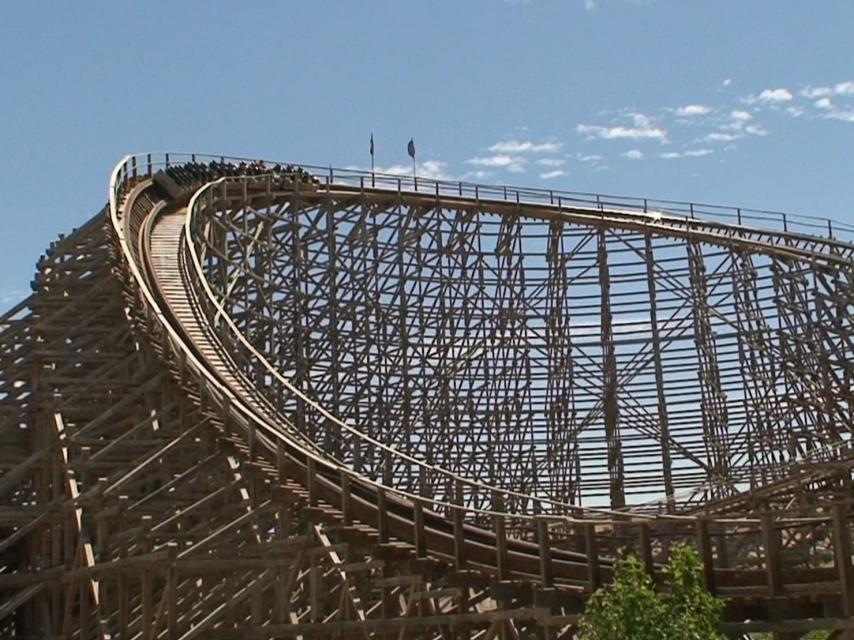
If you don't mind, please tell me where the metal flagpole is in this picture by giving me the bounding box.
[370,133,375,187]
[407,138,416,189]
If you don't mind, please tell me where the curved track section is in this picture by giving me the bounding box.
[0,152,852,638]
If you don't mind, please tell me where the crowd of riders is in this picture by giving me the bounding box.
[163,159,319,188]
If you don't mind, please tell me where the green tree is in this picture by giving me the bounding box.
[666,543,725,639]
[578,543,725,640]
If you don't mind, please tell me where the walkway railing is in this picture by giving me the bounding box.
[113,152,854,247]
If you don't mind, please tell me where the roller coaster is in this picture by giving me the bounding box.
[0,152,852,638]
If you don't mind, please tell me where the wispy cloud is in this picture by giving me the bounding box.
[489,139,561,153]
[801,81,854,99]
[462,170,494,181]
[537,157,566,167]
[360,160,451,180]
[583,0,656,10]
[796,80,854,123]
[674,104,712,117]
[744,124,768,136]
[827,109,854,123]
[660,148,714,160]
[623,149,643,160]
[701,132,740,143]
[703,109,767,143]
[540,169,568,179]
[577,112,667,142]
[466,154,527,172]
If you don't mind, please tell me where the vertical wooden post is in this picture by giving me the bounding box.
[585,522,602,592]
[598,227,625,509]
[493,493,510,582]
[307,458,318,507]
[413,498,426,558]
[644,233,675,511]
[141,517,153,639]
[761,514,782,596]
[119,568,129,639]
[637,522,654,579]
[453,480,466,570]
[276,439,285,483]
[832,505,854,617]
[696,517,716,594]
[377,487,389,543]
[538,518,555,588]
[341,472,353,526]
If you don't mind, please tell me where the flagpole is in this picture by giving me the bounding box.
[407,138,417,190]
[370,133,375,187]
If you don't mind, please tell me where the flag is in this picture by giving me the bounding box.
[370,133,374,157]
[407,138,416,159]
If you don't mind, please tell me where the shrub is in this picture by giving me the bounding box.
[578,543,725,640]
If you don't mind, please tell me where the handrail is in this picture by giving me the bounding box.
[114,151,854,248]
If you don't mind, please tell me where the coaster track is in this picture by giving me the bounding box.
[0,152,852,638]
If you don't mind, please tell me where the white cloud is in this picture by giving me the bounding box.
[827,110,854,123]
[685,148,714,157]
[757,88,793,103]
[659,148,713,160]
[623,149,643,159]
[730,110,752,121]
[801,85,834,99]
[466,154,527,172]
[488,140,562,154]
[577,153,603,162]
[786,106,805,118]
[702,132,740,143]
[577,112,667,141]
[537,157,566,167]
[372,160,450,180]
[675,104,712,117]
[744,124,768,136]
[463,170,493,181]
[722,78,733,88]
[540,169,568,179]
[745,88,793,105]
[800,87,833,100]
[802,81,854,99]
[794,81,854,123]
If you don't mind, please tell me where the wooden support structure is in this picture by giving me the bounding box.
[0,154,852,637]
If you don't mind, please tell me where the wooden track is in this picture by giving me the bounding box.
[0,153,852,638]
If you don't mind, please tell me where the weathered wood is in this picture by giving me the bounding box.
[3,157,853,638]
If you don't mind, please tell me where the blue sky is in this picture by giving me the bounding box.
[1,1,853,304]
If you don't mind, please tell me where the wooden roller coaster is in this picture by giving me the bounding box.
[0,152,852,638]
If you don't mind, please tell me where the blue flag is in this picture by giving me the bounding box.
[407,138,416,159]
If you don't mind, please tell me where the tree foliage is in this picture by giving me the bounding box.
[578,542,725,640]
